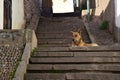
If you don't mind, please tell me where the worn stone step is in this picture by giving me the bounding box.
[30,57,120,64]
[37,29,73,32]
[36,29,71,33]
[37,47,69,52]
[37,44,120,52]
[37,27,73,30]
[36,32,69,34]
[33,52,73,57]
[25,73,120,80]
[37,33,71,37]
[38,42,70,45]
[38,44,70,47]
[38,43,70,46]
[27,64,120,72]
[38,39,71,44]
[25,73,65,80]
[33,52,120,57]
[37,35,71,39]
[66,72,120,80]
[70,44,120,51]
[36,31,70,34]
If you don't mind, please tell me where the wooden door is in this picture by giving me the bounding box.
[42,0,52,8]
[4,0,12,29]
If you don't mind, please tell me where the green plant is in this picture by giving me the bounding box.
[11,63,19,79]
[99,21,109,30]
[31,48,38,56]
[32,48,37,53]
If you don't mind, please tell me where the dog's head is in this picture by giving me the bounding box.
[71,29,82,44]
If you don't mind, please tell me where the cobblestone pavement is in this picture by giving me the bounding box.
[0,45,23,80]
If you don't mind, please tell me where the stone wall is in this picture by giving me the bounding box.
[82,0,118,42]
[94,0,115,33]
[24,0,40,30]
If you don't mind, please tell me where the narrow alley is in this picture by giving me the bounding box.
[1,0,120,80]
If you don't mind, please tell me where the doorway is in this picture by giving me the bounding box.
[52,0,82,17]
[4,0,12,29]
[52,0,74,13]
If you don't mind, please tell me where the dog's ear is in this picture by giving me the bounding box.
[78,29,82,34]
[71,31,74,34]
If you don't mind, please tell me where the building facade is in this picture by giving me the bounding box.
[0,0,25,29]
[94,0,120,42]
[115,0,120,42]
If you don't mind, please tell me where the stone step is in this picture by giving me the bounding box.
[36,45,120,52]
[30,57,120,64]
[37,26,75,29]
[37,35,71,39]
[38,39,71,44]
[27,64,120,72]
[36,33,71,37]
[25,73,65,80]
[38,44,70,47]
[25,73,120,80]
[66,72,120,80]
[38,43,70,46]
[36,32,70,34]
[36,31,71,34]
[37,24,75,28]
[37,47,69,52]
[33,52,73,57]
[32,52,120,57]
[36,29,72,33]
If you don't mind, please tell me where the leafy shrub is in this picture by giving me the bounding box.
[99,21,109,30]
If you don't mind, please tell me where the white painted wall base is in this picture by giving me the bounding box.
[115,0,120,28]
[12,0,25,29]
[0,0,3,29]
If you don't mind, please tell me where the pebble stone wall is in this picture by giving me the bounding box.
[24,0,40,28]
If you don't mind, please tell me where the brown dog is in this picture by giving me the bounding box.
[71,30,98,47]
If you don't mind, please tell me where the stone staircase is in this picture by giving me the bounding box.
[24,17,120,80]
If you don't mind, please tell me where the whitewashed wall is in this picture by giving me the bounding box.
[0,0,3,29]
[115,0,120,28]
[52,0,74,13]
[114,0,120,42]
[12,0,25,29]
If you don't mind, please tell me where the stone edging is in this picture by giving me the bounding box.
[13,30,37,80]
[27,15,40,31]
[82,9,97,43]
[83,21,97,43]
